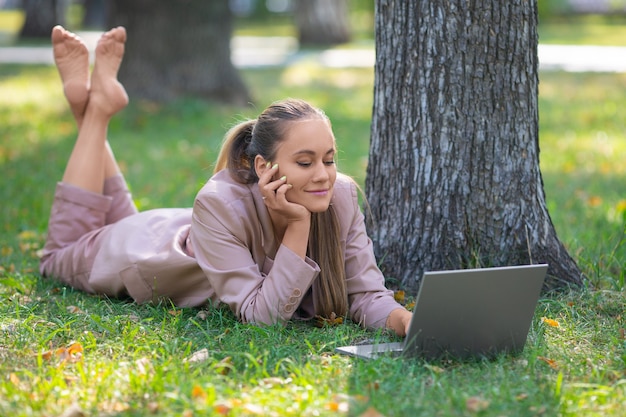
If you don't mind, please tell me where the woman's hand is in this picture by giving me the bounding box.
[258,163,310,224]
[258,162,311,259]
[386,308,413,337]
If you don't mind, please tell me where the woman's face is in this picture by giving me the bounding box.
[271,118,338,213]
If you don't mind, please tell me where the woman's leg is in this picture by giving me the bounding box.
[40,27,131,286]
[60,26,128,193]
[53,25,126,186]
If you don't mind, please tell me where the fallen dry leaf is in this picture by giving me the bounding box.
[466,396,490,412]
[588,196,602,207]
[18,230,38,240]
[314,312,343,327]
[259,377,290,387]
[191,385,206,399]
[1,246,13,257]
[394,290,405,303]
[67,342,83,356]
[135,357,153,375]
[358,406,386,417]
[184,348,209,364]
[66,305,84,314]
[213,404,231,415]
[214,356,233,375]
[101,400,130,412]
[537,356,558,370]
[326,400,349,413]
[516,358,529,368]
[541,317,560,327]
[195,310,209,320]
[9,293,32,304]
[40,342,84,364]
[63,374,79,385]
[9,373,21,387]
[424,364,445,373]
[367,381,380,391]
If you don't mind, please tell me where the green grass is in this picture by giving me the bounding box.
[1,59,625,416]
[538,14,626,46]
[538,71,626,289]
[1,11,626,416]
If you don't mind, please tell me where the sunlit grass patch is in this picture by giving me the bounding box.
[539,72,626,174]
[537,71,626,286]
[535,290,626,416]
[0,65,69,162]
[538,15,626,46]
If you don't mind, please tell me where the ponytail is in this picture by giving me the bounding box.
[213,119,257,183]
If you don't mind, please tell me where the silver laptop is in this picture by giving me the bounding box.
[336,264,548,360]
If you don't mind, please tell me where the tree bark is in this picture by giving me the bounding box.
[108,0,251,105]
[365,0,583,292]
[19,0,68,38]
[293,0,351,46]
[82,0,107,30]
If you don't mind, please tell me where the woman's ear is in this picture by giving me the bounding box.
[254,155,269,178]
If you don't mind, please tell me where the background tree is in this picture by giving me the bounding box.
[293,0,351,45]
[19,0,69,38]
[108,0,250,105]
[82,0,107,29]
[365,0,583,292]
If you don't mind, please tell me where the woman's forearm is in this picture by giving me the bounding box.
[281,218,311,260]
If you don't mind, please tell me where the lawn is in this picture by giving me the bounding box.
[1,13,625,417]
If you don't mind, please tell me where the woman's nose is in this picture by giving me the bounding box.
[313,161,330,181]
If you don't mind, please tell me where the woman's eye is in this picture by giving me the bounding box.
[296,160,335,167]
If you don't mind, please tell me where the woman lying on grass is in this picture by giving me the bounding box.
[40,26,412,336]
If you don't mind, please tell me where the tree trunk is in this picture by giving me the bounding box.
[293,0,351,46]
[365,0,583,292]
[108,0,251,105]
[19,0,68,38]
[82,0,107,30]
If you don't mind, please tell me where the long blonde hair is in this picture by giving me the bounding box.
[214,99,348,319]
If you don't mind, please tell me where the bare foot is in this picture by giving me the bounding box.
[90,26,129,117]
[51,25,90,124]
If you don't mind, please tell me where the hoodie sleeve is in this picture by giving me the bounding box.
[190,182,319,325]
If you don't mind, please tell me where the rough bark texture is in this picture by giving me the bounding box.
[365,0,583,292]
[19,0,68,38]
[108,0,251,105]
[293,0,351,46]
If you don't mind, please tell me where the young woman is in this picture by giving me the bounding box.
[41,26,412,337]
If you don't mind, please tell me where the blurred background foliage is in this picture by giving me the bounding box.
[1,0,625,44]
